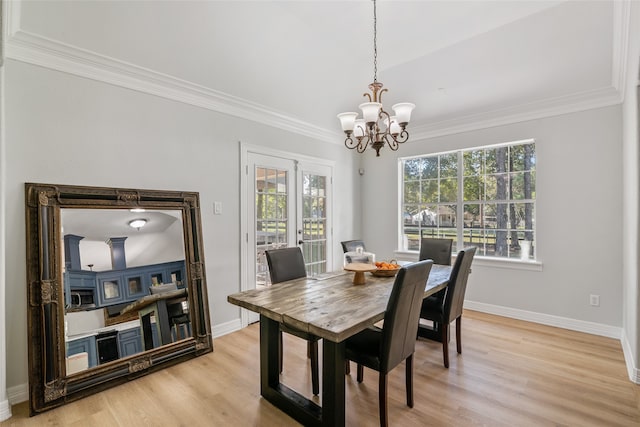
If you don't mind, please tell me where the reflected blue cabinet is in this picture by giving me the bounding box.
[64,260,186,309]
[66,335,97,368]
[118,328,143,358]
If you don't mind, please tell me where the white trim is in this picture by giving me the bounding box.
[0,0,10,418]
[212,319,243,339]
[7,383,27,405]
[410,86,621,141]
[0,399,10,421]
[465,300,622,339]
[2,0,633,144]
[394,253,543,272]
[612,0,631,94]
[621,331,640,384]
[5,30,339,144]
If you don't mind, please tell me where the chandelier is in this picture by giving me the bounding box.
[337,0,415,157]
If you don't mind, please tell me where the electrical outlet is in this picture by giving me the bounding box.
[590,294,600,307]
[214,202,222,215]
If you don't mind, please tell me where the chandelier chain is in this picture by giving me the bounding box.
[373,0,377,83]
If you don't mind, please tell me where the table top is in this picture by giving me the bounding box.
[228,264,451,343]
[120,288,187,315]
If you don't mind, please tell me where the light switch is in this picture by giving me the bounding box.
[214,202,222,215]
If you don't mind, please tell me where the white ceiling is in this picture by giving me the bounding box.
[14,0,622,141]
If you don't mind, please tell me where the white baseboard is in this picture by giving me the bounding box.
[0,398,11,421]
[464,300,622,339]
[621,332,640,384]
[7,383,27,405]
[465,300,640,384]
[212,319,242,339]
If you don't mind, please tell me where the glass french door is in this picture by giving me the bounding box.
[244,151,333,324]
[298,162,332,277]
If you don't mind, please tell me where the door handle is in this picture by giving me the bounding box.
[298,240,304,245]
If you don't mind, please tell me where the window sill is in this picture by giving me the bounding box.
[393,250,543,272]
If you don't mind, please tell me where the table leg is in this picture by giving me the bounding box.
[322,339,346,427]
[260,315,280,393]
[259,315,331,426]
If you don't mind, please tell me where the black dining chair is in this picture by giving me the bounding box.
[417,247,476,368]
[418,237,453,320]
[341,239,366,253]
[264,247,320,395]
[345,259,433,427]
[419,237,453,265]
[341,239,369,263]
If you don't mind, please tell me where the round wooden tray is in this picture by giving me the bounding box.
[343,262,376,285]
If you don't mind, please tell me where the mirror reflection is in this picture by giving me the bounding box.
[61,208,189,374]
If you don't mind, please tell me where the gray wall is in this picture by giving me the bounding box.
[360,105,624,328]
[3,59,360,389]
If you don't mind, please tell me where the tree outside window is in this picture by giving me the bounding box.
[401,140,536,260]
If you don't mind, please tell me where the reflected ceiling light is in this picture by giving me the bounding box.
[337,0,415,157]
[128,219,147,230]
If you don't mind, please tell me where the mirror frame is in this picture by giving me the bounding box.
[25,182,213,415]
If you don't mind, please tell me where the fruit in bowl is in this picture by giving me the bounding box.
[375,261,399,270]
[372,261,400,277]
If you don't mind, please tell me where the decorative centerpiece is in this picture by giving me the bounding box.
[343,246,376,285]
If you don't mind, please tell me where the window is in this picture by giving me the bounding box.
[400,139,536,260]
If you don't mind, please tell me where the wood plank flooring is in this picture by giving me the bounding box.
[3,310,639,426]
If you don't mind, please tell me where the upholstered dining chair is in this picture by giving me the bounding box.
[341,239,369,264]
[418,237,453,265]
[417,247,476,368]
[345,260,434,427]
[341,239,366,253]
[418,237,453,320]
[264,247,320,395]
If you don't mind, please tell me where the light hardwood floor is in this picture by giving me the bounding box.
[3,310,639,426]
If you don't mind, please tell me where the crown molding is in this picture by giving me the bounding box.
[2,0,632,144]
[410,85,622,141]
[612,0,631,94]
[5,29,339,144]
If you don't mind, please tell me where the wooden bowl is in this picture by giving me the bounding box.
[371,267,400,277]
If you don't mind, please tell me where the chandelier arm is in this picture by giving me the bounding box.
[357,135,370,153]
[383,133,400,152]
[395,129,410,144]
[363,93,372,102]
[345,136,358,150]
[378,88,388,104]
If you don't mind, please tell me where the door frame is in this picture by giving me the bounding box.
[239,142,334,327]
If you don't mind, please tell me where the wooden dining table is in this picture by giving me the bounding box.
[227,264,452,427]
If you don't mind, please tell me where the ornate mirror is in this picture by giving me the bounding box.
[25,183,212,414]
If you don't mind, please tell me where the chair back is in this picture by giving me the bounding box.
[419,238,453,265]
[265,247,307,284]
[341,240,366,253]
[443,247,476,323]
[381,259,433,373]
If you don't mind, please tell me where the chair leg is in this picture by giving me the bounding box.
[279,331,283,373]
[379,373,388,427]
[456,317,462,354]
[442,323,450,368]
[357,364,364,383]
[310,340,319,396]
[405,354,414,408]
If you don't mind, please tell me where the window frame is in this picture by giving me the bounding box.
[397,139,540,268]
